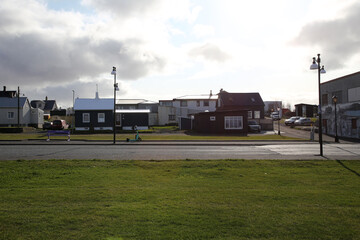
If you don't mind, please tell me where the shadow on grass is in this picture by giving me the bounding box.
[336,160,360,177]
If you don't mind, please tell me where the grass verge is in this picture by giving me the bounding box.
[1,160,359,239]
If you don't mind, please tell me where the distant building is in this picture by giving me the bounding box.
[31,96,58,119]
[321,71,360,140]
[264,101,282,116]
[295,104,317,118]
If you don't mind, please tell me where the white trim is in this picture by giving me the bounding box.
[97,112,105,123]
[94,127,113,131]
[82,113,90,123]
[122,126,148,130]
[115,109,150,113]
[224,116,243,130]
[75,127,90,131]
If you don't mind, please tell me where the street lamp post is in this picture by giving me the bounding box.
[277,107,281,135]
[310,54,326,156]
[332,95,339,143]
[111,67,118,144]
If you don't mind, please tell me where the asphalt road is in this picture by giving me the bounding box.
[1,142,359,160]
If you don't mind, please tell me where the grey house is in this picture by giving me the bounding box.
[321,71,360,140]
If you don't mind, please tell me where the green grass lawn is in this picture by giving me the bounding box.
[1,160,359,239]
[0,132,304,141]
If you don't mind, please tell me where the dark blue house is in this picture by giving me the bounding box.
[74,98,114,131]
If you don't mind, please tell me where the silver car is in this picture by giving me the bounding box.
[248,120,261,133]
[285,116,300,126]
[294,117,312,126]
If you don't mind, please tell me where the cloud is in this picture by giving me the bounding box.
[291,2,360,70]
[188,43,231,63]
[192,24,215,38]
[0,0,169,106]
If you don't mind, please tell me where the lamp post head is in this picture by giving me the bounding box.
[310,57,318,70]
[111,66,116,75]
[320,65,326,74]
[332,95,338,103]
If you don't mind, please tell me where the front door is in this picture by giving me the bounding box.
[116,113,121,126]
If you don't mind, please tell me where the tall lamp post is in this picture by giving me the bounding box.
[332,95,339,143]
[277,107,281,135]
[310,54,326,156]
[111,67,118,144]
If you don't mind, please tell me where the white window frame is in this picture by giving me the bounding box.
[254,111,260,119]
[7,112,15,119]
[224,116,243,130]
[98,113,105,123]
[82,113,90,123]
[168,114,176,121]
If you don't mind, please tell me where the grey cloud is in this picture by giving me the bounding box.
[292,2,360,69]
[188,43,231,63]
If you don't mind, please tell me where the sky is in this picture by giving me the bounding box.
[1,0,359,109]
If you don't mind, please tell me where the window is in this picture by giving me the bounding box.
[224,116,243,129]
[210,116,216,121]
[180,101,187,107]
[204,100,209,107]
[82,113,90,123]
[248,111,252,119]
[348,87,360,102]
[7,112,15,119]
[352,119,357,129]
[322,94,328,106]
[196,101,201,107]
[98,113,105,123]
[168,115,176,121]
[254,111,260,119]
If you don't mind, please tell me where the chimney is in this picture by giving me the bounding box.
[3,86,6,92]
[45,96,48,101]
[95,84,99,99]
[210,90,212,97]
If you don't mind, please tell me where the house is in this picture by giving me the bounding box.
[116,99,158,126]
[74,96,152,131]
[158,91,218,126]
[31,96,58,119]
[295,104,317,118]
[0,86,43,128]
[217,90,265,119]
[193,89,265,134]
[74,97,114,131]
[193,110,248,135]
[321,71,360,140]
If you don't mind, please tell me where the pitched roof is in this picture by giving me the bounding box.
[116,99,157,105]
[0,97,28,108]
[74,98,114,110]
[219,91,264,107]
[44,100,57,110]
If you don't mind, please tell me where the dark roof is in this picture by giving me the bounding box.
[0,91,17,98]
[44,100,57,111]
[218,91,264,107]
[0,97,28,108]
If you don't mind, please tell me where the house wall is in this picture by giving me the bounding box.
[173,99,217,113]
[321,73,360,139]
[194,110,248,135]
[30,108,44,128]
[158,106,177,125]
[75,110,113,131]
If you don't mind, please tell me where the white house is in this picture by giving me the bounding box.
[158,92,218,125]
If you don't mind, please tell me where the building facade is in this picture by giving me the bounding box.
[321,71,360,140]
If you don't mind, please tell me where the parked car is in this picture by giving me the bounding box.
[248,120,261,133]
[294,117,312,126]
[285,116,300,126]
[43,121,53,130]
[52,120,68,130]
